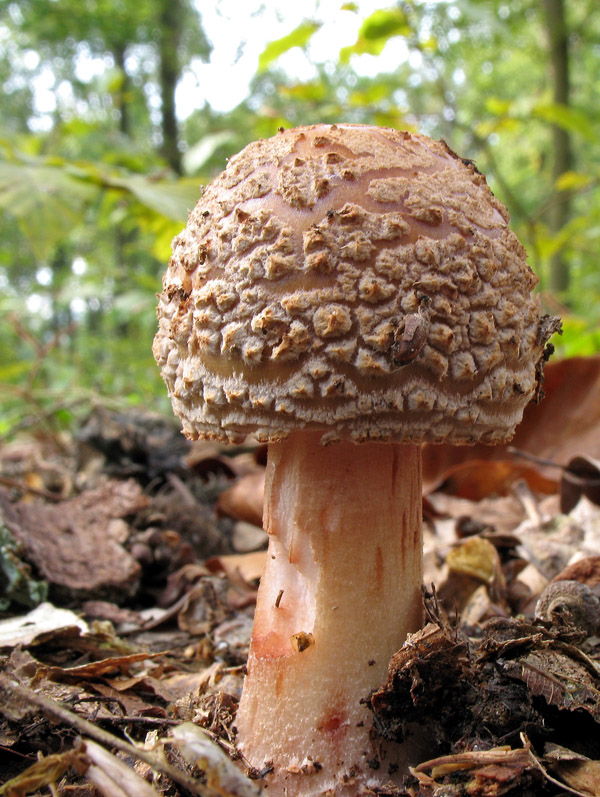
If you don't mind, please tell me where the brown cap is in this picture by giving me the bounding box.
[153,124,555,445]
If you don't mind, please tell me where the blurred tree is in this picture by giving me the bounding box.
[0,0,211,167]
[0,0,212,433]
[0,0,598,436]
[543,0,572,294]
[241,0,599,316]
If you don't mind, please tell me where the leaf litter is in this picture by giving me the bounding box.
[0,357,600,795]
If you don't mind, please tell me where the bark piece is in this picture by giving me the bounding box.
[0,479,146,600]
[370,608,600,758]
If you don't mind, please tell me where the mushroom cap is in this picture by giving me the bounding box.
[154,124,554,445]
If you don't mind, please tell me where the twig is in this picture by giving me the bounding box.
[101,715,181,727]
[0,475,64,502]
[0,675,203,795]
[507,447,564,471]
[512,479,544,526]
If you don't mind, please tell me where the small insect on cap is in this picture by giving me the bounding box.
[154,124,555,446]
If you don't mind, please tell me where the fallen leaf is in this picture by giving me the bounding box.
[217,471,265,527]
[0,743,88,796]
[81,600,145,627]
[428,459,558,501]
[422,355,600,489]
[170,722,262,796]
[83,738,161,797]
[159,563,210,606]
[36,651,166,684]
[90,681,161,717]
[440,537,508,615]
[177,578,231,635]
[162,661,225,699]
[0,602,89,648]
[409,745,543,795]
[370,609,600,761]
[501,647,600,720]
[551,556,600,587]
[446,537,501,584]
[205,552,267,588]
[545,744,600,796]
[102,672,176,703]
[212,614,253,664]
[232,521,268,553]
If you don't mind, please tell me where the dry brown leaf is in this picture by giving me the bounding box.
[440,537,508,616]
[409,745,542,795]
[162,661,224,699]
[205,551,267,588]
[102,673,176,703]
[89,681,160,717]
[428,459,558,500]
[0,744,88,796]
[159,563,210,606]
[185,439,237,479]
[36,651,166,684]
[422,355,600,489]
[426,491,527,536]
[501,647,600,720]
[545,744,600,796]
[216,471,265,526]
[551,556,600,587]
[370,610,600,768]
[176,578,231,635]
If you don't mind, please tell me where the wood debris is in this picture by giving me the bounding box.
[0,372,599,794]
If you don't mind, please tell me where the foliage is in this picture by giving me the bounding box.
[0,525,48,610]
[0,0,598,436]
[258,21,322,72]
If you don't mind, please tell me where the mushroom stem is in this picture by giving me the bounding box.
[236,432,423,795]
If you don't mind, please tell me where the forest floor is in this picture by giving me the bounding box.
[1,356,600,796]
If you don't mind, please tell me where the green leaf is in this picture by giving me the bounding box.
[340,7,411,62]
[0,156,200,262]
[258,21,321,72]
[280,81,328,102]
[0,525,48,610]
[0,160,97,261]
[485,97,513,116]
[0,361,33,381]
[532,102,597,142]
[359,7,411,41]
[182,131,235,175]
[554,317,600,358]
[107,174,200,221]
[555,171,595,192]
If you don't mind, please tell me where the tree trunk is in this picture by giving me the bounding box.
[113,44,130,137]
[543,0,572,296]
[158,0,182,174]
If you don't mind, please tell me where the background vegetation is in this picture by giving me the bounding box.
[1,0,599,439]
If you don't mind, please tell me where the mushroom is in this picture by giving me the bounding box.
[153,124,558,794]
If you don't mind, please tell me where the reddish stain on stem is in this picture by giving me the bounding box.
[317,708,349,741]
[375,545,384,593]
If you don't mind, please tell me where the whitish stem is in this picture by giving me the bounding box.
[235,432,423,795]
